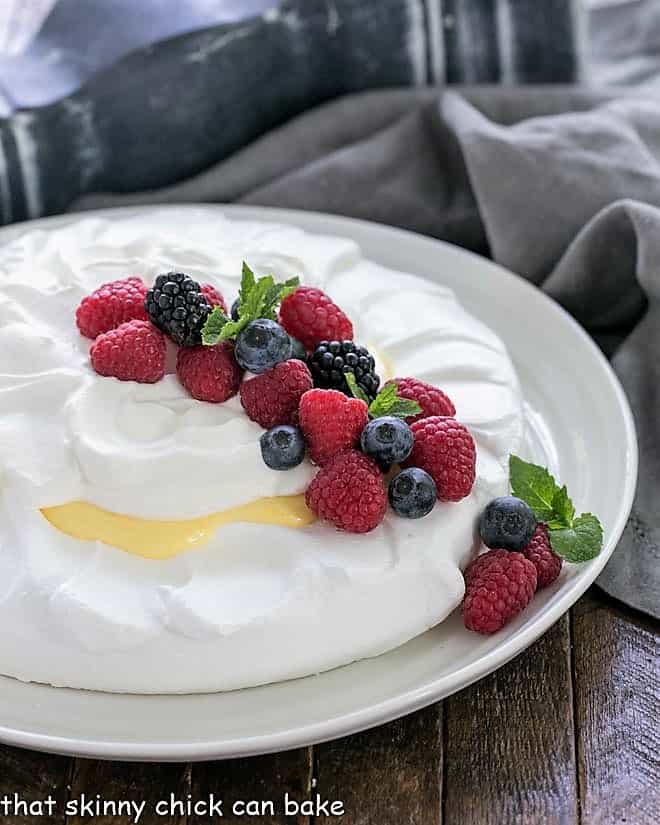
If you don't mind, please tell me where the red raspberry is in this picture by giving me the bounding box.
[386,377,455,423]
[240,359,313,429]
[520,524,562,589]
[90,320,166,383]
[176,343,242,402]
[76,277,148,339]
[279,287,353,350]
[306,450,387,533]
[405,416,476,501]
[299,389,368,466]
[200,283,227,313]
[462,549,538,634]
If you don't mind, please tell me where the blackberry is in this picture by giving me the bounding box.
[145,272,212,347]
[308,341,380,401]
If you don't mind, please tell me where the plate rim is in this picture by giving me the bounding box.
[0,203,638,760]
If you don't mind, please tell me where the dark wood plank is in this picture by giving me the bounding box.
[191,747,313,825]
[572,588,660,825]
[444,614,577,825]
[314,704,443,825]
[66,759,190,825]
[0,745,71,824]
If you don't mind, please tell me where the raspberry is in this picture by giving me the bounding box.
[240,359,313,429]
[520,524,562,589]
[299,388,368,466]
[279,287,353,350]
[306,450,387,533]
[90,320,166,383]
[462,549,538,634]
[176,343,242,402]
[404,416,476,501]
[386,377,455,423]
[76,277,148,339]
[200,283,227,313]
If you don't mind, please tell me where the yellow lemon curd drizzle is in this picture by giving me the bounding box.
[41,494,314,560]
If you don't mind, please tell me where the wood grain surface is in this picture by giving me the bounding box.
[0,587,657,825]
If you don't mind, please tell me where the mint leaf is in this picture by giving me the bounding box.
[368,382,422,420]
[549,513,603,563]
[547,485,575,530]
[239,261,256,303]
[345,372,370,404]
[261,276,299,320]
[508,454,603,564]
[509,455,558,522]
[368,382,397,416]
[201,307,229,345]
[206,263,299,343]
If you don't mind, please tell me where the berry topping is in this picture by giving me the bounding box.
[280,286,353,350]
[176,342,242,403]
[76,277,148,339]
[360,416,414,469]
[90,320,166,383]
[260,425,306,470]
[462,549,537,634]
[520,524,562,589]
[405,416,476,502]
[145,272,212,347]
[308,341,380,401]
[234,319,292,374]
[305,450,387,533]
[299,388,369,466]
[479,495,537,552]
[230,297,240,321]
[388,467,437,519]
[200,283,227,313]
[240,359,313,429]
[385,377,455,423]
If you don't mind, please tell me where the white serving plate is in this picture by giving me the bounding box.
[0,205,637,761]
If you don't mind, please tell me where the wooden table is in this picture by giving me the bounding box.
[0,587,657,825]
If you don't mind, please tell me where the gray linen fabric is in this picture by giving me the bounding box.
[73,87,659,619]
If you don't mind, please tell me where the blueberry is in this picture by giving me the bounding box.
[230,298,240,321]
[289,336,307,362]
[388,468,437,518]
[260,425,306,470]
[360,416,413,469]
[234,319,292,373]
[479,496,537,551]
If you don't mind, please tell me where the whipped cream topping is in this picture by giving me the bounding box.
[0,208,523,692]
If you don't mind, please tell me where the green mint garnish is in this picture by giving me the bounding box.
[345,374,422,420]
[201,261,299,345]
[344,372,370,404]
[547,513,603,563]
[509,454,603,562]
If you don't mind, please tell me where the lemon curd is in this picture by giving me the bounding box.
[42,494,314,560]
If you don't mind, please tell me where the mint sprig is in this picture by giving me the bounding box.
[346,374,422,420]
[509,455,603,563]
[201,262,299,345]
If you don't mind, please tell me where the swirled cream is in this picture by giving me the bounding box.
[0,208,523,693]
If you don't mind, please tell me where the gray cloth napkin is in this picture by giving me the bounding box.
[73,87,660,620]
